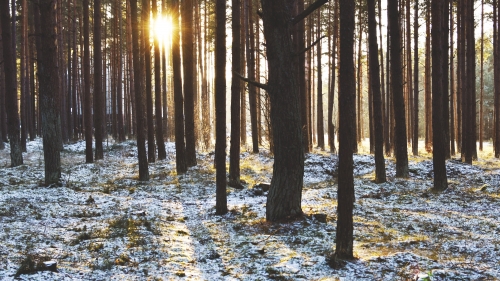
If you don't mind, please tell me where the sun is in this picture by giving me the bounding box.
[150,15,173,44]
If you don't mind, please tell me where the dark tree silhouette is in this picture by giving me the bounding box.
[1,0,23,167]
[388,0,408,177]
[335,0,355,260]
[143,0,156,163]
[367,0,386,184]
[182,0,197,166]
[215,0,227,215]
[432,0,448,191]
[94,0,104,160]
[36,0,62,185]
[130,0,149,180]
[153,0,166,159]
[229,0,243,189]
[172,0,187,174]
[83,0,93,163]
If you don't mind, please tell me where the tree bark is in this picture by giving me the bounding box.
[130,0,149,180]
[368,0,386,184]
[37,0,62,185]
[94,0,104,160]
[412,0,419,156]
[153,0,166,158]
[317,9,324,150]
[229,0,243,189]
[432,0,448,191]
[336,0,355,260]
[183,0,197,166]
[1,0,24,166]
[389,0,408,177]
[261,0,304,222]
[172,0,187,174]
[215,0,227,215]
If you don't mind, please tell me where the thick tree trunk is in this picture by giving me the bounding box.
[432,0,448,191]
[215,0,227,215]
[336,0,355,260]
[368,0,386,184]
[261,0,304,222]
[37,0,62,185]
[1,0,23,166]
[388,0,408,177]
[130,0,149,180]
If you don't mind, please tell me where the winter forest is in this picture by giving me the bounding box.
[1,0,500,279]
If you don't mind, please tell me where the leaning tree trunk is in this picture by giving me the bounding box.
[37,0,62,185]
[1,0,24,166]
[261,0,304,222]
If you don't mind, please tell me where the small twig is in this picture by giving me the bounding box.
[233,71,268,91]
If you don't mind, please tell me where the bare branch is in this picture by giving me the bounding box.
[295,35,327,56]
[292,0,329,25]
[233,71,268,91]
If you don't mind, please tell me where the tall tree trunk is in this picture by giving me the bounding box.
[479,0,484,151]
[317,9,324,150]
[432,0,448,191]
[130,0,149,180]
[94,0,104,160]
[37,0,62,185]
[117,0,125,142]
[215,0,227,215]
[388,0,408,177]
[328,0,338,153]
[172,0,187,174]
[153,0,166,158]
[261,0,305,222]
[246,0,259,153]
[1,0,24,166]
[450,1,455,155]
[183,0,197,166]
[336,0,355,260]
[368,0,386,184]
[20,0,28,152]
[425,0,432,153]
[412,0,419,156]
[495,0,500,157]
[229,0,243,189]
[298,0,309,153]
[442,0,450,160]
[142,0,156,163]
[0,30,4,150]
[240,1,247,146]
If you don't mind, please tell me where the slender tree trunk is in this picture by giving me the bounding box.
[141,0,155,163]
[389,0,408,177]
[215,0,227,215]
[183,0,197,166]
[368,0,386,184]
[442,0,450,160]
[172,0,187,174]
[1,0,23,166]
[246,0,259,153]
[298,0,309,153]
[479,0,484,151]
[130,0,149,180]
[94,0,104,160]
[0,31,4,150]
[153,0,166,158]
[336,0,355,260]
[117,0,125,142]
[425,0,432,153]
[240,1,246,147]
[317,9,324,150]
[412,0,419,156]
[328,0,338,153]
[450,1,455,155]
[229,0,243,189]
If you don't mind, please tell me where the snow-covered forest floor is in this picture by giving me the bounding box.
[1,138,499,280]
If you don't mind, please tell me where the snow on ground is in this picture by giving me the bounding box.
[1,139,499,280]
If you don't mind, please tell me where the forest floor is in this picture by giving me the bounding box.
[0,138,499,280]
